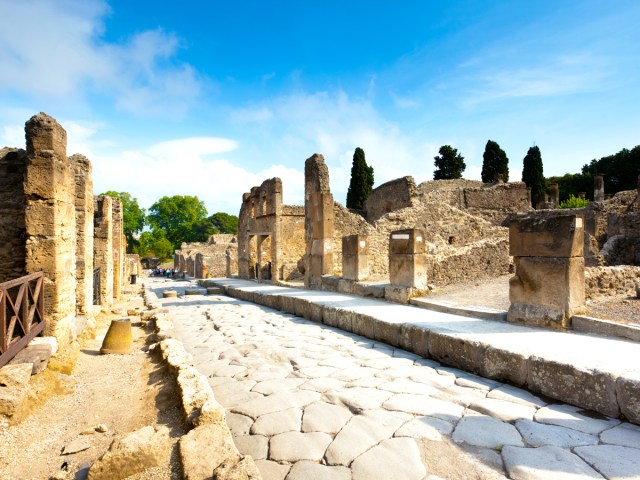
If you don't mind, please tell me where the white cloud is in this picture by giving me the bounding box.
[0,0,200,117]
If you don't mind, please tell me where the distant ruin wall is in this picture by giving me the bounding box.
[365,176,418,223]
[0,148,27,283]
[585,265,640,299]
[94,195,114,310]
[332,203,372,276]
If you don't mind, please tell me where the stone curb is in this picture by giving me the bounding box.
[209,280,640,425]
[142,284,261,480]
[571,315,640,342]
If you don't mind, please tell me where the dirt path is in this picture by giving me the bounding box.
[0,288,183,480]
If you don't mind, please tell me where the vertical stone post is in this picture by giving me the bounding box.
[71,154,94,316]
[174,251,180,270]
[388,229,427,289]
[342,235,369,281]
[94,196,114,311]
[549,183,559,208]
[594,174,605,202]
[226,248,238,277]
[637,175,640,209]
[508,213,585,329]
[111,198,124,300]
[304,154,334,289]
[24,113,77,343]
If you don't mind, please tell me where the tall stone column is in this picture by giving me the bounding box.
[71,154,94,316]
[304,154,334,289]
[24,113,77,343]
[508,213,585,329]
[111,198,124,299]
[94,196,114,311]
[594,174,605,202]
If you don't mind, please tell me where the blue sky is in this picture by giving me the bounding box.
[1,0,639,215]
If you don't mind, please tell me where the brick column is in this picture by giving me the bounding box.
[342,235,369,281]
[508,213,585,329]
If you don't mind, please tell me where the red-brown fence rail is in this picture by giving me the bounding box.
[0,271,45,368]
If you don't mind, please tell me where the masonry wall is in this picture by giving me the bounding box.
[24,113,77,342]
[94,195,114,310]
[72,154,94,315]
[0,148,27,283]
[280,207,305,280]
[111,198,124,300]
[365,176,418,223]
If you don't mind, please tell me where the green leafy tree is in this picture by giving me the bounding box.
[521,146,546,207]
[433,145,466,180]
[147,195,208,249]
[581,145,640,195]
[559,195,591,209]
[209,212,239,234]
[136,229,174,259]
[100,191,145,253]
[346,147,375,209]
[481,140,509,183]
[547,172,592,202]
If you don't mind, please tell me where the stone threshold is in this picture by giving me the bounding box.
[203,277,640,426]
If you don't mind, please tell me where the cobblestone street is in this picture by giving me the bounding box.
[151,278,640,480]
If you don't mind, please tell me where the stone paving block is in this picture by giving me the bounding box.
[616,370,640,424]
[397,322,430,356]
[233,434,268,460]
[429,333,487,375]
[455,373,502,391]
[574,444,640,479]
[378,379,439,395]
[372,319,401,347]
[600,422,640,448]
[393,415,453,441]
[225,413,254,436]
[254,459,290,480]
[269,431,332,462]
[452,413,523,449]
[514,419,598,448]
[502,445,602,480]
[231,390,320,419]
[330,366,379,382]
[251,407,302,436]
[324,387,393,411]
[285,460,351,480]
[432,384,487,408]
[487,384,548,408]
[534,403,620,435]
[351,437,427,480]
[301,401,353,434]
[299,377,345,393]
[469,397,537,422]
[325,409,410,466]
[527,356,619,418]
[383,393,465,422]
[251,378,306,395]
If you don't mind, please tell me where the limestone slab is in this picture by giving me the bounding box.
[574,445,640,479]
[469,397,537,422]
[378,379,438,395]
[299,377,345,393]
[514,419,598,448]
[225,413,254,436]
[231,390,320,419]
[285,461,351,480]
[600,422,640,448]
[323,387,393,411]
[502,445,602,480]
[534,404,620,434]
[254,460,290,480]
[302,401,352,434]
[251,378,306,395]
[394,415,453,441]
[233,434,268,460]
[452,414,523,449]
[351,437,427,480]
[251,407,302,436]
[268,431,332,462]
[383,393,465,422]
[487,384,548,408]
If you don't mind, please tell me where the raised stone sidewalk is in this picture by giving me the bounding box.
[204,278,640,425]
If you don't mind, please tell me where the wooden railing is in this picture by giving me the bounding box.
[0,272,45,368]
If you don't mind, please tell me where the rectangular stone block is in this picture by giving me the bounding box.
[389,229,425,255]
[509,214,584,258]
[397,323,430,358]
[481,346,528,386]
[616,371,640,424]
[389,254,427,289]
[508,256,585,329]
[428,333,486,375]
[342,235,369,282]
[373,320,401,347]
[351,312,374,339]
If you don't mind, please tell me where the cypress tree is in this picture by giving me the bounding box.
[481,140,509,183]
[346,147,374,209]
[522,146,546,207]
[433,145,466,180]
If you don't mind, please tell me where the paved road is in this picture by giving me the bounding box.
[149,278,640,480]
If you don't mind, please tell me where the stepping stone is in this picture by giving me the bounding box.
[452,413,523,449]
[600,422,640,448]
[502,445,603,480]
[206,287,222,295]
[302,401,352,434]
[394,415,453,441]
[233,434,268,460]
[232,390,320,419]
[383,393,465,422]
[251,407,302,436]
[184,288,207,295]
[515,419,598,448]
[254,460,290,480]
[285,461,351,480]
[325,409,410,466]
[269,431,332,462]
[225,413,253,436]
[162,291,177,298]
[351,437,426,480]
[574,445,640,479]
[469,397,537,422]
[324,387,393,411]
[488,384,548,408]
[534,404,620,434]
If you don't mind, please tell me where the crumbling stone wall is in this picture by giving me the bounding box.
[24,113,78,342]
[332,203,372,276]
[365,176,418,223]
[72,154,94,315]
[111,199,124,300]
[125,254,142,282]
[0,148,27,282]
[585,265,640,298]
[94,195,114,310]
[280,206,305,281]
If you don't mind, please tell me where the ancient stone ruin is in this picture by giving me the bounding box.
[174,234,239,279]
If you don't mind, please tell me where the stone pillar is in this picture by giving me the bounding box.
[187,256,195,277]
[94,196,114,311]
[342,235,369,281]
[549,183,559,208]
[226,248,238,277]
[536,193,549,210]
[174,251,180,270]
[0,148,27,282]
[111,198,124,300]
[71,154,94,316]
[508,213,585,329]
[304,154,334,289]
[594,174,605,202]
[388,229,427,289]
[24,113,77,343]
